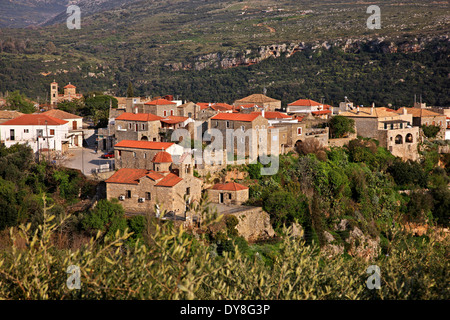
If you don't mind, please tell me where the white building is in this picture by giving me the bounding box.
[0,114,70,153]
[41,109,84,147]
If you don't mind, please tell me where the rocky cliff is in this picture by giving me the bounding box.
[167,35,449,72]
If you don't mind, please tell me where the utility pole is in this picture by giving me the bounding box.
[45,120,50,162]
[81,130,85,175]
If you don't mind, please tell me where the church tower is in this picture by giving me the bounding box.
[50,80,58,105]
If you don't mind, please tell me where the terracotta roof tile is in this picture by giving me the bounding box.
[160,116,188,124]
[115,140,174,150]
[152,151,173,163]
[155,173,183,187]
[105,168,149,185]
[288,99,322,107]
[211,182,248,191]
[312,110,332,115]
[211,113,260,122]
[144,98,176,105]
[0,114,68,126]
[235,94,280,103]
[116,112,162,122]
[251,111,292,119]
[396,107,442,117]
[42,109,83,119]
[64,84,76,89]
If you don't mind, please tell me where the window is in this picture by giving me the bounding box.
[188,112,192,118]
[135,124,138,131]
[146,192,151,200]
[228,193,232,200]
[297,127,302,135]
[241,125,245,132]
[133,152,136,158]
[126,190,131,198]
[142,124,145,130]
[384,123,388,130]
[186,187,190,195]
[170,110,174,116]
[10,129,15,141]
[118,150,122,158]
[241,137,244,143]
[36,129,43,138]
[50,129,55,135]
[24,129,29,133]
[226,121,230,128]
[163,110,167,117]
[144,153,147,159]
[128,123,132,129]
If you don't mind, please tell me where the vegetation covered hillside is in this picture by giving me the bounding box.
[0,0,449,106]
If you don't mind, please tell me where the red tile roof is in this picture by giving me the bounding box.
[105,168,149,185]
[251,111,292,119]
[288,99,322,107]
[146,171,165,181]
[396,107,443,117]
[144,98,176,105]
[0,114,68,126]
[160,116,188,124]
[42,109,83,119]
[155,173,183,187]
[211,182,248,191]
[211,113,260,122]
[64,84,76,89]
[152,151,173,163]
[312,110,332,115]
[115,140,174,150]
[116,112,162,122]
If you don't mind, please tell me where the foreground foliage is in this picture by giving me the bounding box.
[0,206,448,300]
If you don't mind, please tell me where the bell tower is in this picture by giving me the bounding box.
[50,80,58,106]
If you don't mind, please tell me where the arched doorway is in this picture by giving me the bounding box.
[141,136,148,141]
[395,135,403,144]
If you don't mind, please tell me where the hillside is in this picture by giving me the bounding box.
[0,0,449,105]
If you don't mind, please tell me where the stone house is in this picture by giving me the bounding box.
[177,102,200,118]
[105,151,202,215]
[207,182,249,205]
[396,107,447,139]
[114,112,162,143]
[114,140,186,170]
[234,94,281,112]
[136,98,178,117]
[210,112,280,158]
[339,107,419,160]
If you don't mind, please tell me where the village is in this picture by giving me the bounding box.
[0,81,449,241]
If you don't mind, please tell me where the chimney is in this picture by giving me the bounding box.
[403,108,407,115]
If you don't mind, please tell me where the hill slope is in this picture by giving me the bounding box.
[0,0,449,106]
